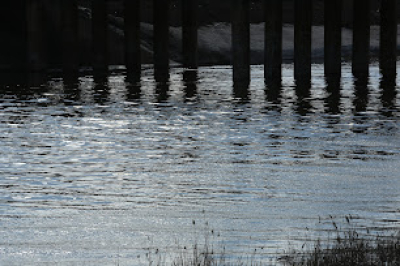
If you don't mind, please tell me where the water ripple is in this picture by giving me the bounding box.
[0,63,399,265]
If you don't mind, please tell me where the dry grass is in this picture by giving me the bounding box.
[151,217,400,266]
[287,216,400,266]
[288,232,400,266]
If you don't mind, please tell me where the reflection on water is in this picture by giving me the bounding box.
[353,76,369,114]
[325,77,341,114]
[381,72,398,117]
[183,70,198,102]
[0,63,399,265]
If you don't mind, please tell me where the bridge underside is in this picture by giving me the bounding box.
[0,0,397,87]
[0,1,27,71]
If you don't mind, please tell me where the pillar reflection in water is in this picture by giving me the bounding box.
[155,82,170,103]
[325,76,341,115]
[25,73,48,100]
[183,70,198,101]
[233,82,250,103]
[93,72,109,104]
[0,72,46,100]
[352,75,370,134]
[0,72,27,88]
[126,71,141,85]
[125,75,142,102]
[63,73,80,105]
[265,82,282,112]
[295,81,312,116]
[380,71,397,117]
[27,72,48,90]
[125,70,141,85]
[323,77,341,128]
[353,75,369,114]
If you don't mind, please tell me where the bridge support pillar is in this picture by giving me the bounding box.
[124,0,141,81]
[0,1,28,71]
[324,0,342,79]
[232,0,250,87]
[183,0,198,71]
[62,0,79,72]
[92,0,108,72]
[380,0,397,78]
[352,0,370,78]
[27,0,48,72]
[294,0,312,86]
[154,0,170,82]
[265,0,282,87]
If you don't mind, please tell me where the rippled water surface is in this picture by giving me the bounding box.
[1,64,400,265]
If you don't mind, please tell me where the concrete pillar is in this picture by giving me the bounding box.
[379,0,397,117]
[380,0,397,78]
[182,0,198,70]
[294,0,312,86]
[265,0,282,86]
[27,0,47,72]
[182,0,198,69]
[92,0,108,72]
[342,0,353,27]
[324,0,342,78]
[0,1,28,71]
[124,0,141,80]
[43,0,63,69]
[154,0,170,82]
[352,0,370,77]
[232,0,250,87]
[62,0,79,72]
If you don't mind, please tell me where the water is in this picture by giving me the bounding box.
[0,63,399,265]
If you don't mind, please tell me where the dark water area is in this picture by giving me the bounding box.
[0,63,399,265]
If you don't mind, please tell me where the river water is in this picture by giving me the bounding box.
[0,63,399,265]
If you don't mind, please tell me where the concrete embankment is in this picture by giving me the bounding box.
[103,12,400,66]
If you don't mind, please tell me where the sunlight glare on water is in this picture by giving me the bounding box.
[0,63,399,265]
